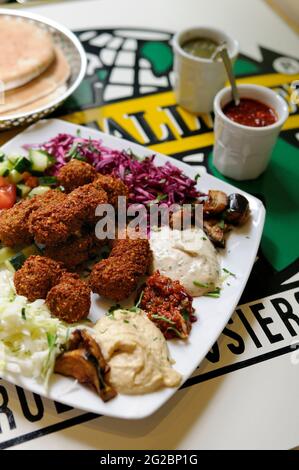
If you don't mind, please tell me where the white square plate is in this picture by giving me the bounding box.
[0,119,265,419]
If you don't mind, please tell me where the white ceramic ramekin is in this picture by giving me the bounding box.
[213,84,289,180]
[173,26,239,114]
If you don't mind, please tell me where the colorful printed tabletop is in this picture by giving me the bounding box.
[0,0,299,450]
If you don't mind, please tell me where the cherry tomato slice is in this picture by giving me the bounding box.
[0,184,17,209]
[0,176,9,187]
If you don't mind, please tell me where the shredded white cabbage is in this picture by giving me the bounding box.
[0,270,70,388]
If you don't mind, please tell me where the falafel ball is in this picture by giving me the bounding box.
[29,183,108,246]
[57,160,97,193]
[89,237,151,301]
[46,273,91,323]
[14,255,65,302]
[0,190,65,247]
[44,232,105,269]
[93,174,128,207]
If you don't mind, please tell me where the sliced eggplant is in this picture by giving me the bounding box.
[203,218,227,248]
[203,190,228,215]
[55,329,117,402]
[225,193,250,225]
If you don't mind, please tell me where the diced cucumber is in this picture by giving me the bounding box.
[28,186,50,198]
[0,161,11,177]
[7,154,21,165]
[0,247,18,264]
[5,252,27,271]
[8,169,23,184]
[38,176,57,186]
[16,184,31,198]
[29,149,53,172]
[14,156,31,173]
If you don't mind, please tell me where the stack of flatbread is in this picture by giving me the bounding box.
[0,16,70,117]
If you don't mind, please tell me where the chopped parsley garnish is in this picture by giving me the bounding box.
[148,194,168,205]
[201,236,207,241]
[135,290,144,309]
[107,304,121,317]
[222,268,236,277]
[218,219,225,229]
[151,314,175,325]
[128,291,144,313]
[21,308,26,320]
[157,194,168,202]
[166,327,185,339]
[195,173,201,182]
[203,287,221,298]
[181,308,189,322]
[46,332,56,349]
[66,142,80,159]
[123,319,130,324]
[128,306,141,313]
[193,281,210,288]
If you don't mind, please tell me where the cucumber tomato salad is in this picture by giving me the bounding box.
[0,149,56,271]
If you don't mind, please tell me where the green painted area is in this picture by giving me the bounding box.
[234,57,261,77]
[208,137,299,272]
[64,79,93,109]
[97,69,108,81]
[140,42,173,76]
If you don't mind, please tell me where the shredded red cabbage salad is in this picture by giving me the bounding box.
[24,133,201,206]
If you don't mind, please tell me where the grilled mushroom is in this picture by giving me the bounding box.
[203,190,228,215]
[54,329,117,402]
[224,193,250,225]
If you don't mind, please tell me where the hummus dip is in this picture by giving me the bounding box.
[150,226,220,296]
[93,309,181,395]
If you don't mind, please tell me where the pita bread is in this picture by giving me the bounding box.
[0,47,70,116]
[0,17,55,91]
[4,85,68,116]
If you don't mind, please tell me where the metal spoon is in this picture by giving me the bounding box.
[212,43,240,106]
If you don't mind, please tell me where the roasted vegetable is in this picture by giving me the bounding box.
[203,190,228,215]
[203,218,227,248]
[224,193,250,225]
[54,329,117,402]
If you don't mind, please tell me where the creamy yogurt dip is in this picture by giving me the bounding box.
[93,309,181,395]
[150,226,220,296]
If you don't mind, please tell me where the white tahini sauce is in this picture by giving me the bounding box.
[150,226,220,296]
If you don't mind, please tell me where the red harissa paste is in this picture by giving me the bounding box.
[223,98,277,127]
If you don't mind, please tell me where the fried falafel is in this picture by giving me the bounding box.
[93,174,128,208]
[44,232,105,269]
[46,273,91,323]
[0,190,65,247]
[57,160,97,192]
[14,255,65,302]
[89,236,151,301]
[29,183,108,246]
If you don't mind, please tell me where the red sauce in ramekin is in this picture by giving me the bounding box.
[223,98,277,127]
